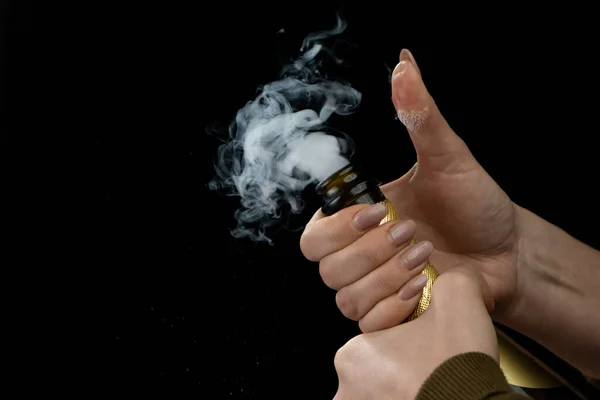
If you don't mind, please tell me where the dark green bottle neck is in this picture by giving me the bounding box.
[315,164,385,216]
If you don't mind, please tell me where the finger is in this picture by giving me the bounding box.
[358,273,427,333]
[300,203,389,262]
[335,241,433,321]
[392,49,478,173]
[319,219,418,289]
[427,268,498,360]
[432,267,495,315]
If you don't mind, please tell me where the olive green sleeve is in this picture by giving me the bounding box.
[416,352,529,400]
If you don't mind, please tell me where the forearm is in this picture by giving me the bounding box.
[417,352,528,400]
[498,205,600,377]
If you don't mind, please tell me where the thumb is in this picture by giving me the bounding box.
[431,268,495,316]
[392,49,476,172]
[422,268,499,362]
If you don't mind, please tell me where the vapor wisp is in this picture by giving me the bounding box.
[208,16,361,243]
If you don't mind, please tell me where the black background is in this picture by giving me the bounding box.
[4,2,599,399]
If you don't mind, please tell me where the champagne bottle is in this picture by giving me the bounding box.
[315,163,437,321]
[315,163,562,391]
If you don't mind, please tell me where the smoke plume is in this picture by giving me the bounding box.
[209,16,361,243]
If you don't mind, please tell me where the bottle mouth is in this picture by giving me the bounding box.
[315,163,384,215]
[315,163,353,195]
[313,125,355,160]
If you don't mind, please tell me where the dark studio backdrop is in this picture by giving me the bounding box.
[84,3,600,399]
[4,1,599,399]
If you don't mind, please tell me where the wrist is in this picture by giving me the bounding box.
[499,204,565,327]
[510,204,590,319]
[512,204,544,318]
[487,203,538,326]
[498,203,600,378]
[416,353,515,400]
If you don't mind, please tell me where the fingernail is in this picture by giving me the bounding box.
[398,273,428,300]
[400,48,421,76]
[388,220,417,245]
[403,241,433,270]
[392,60,409,78]
[352,203,388,231]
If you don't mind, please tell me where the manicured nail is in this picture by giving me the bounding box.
[352,203,388,231]
[403,241,433,270]
[398,273,428,300]
[388,220,417,245]
[392,60,409,78]
[399,48,421,76]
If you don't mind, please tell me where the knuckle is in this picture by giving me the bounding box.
[299,227,321,262]
[336,335,368,367]
[334,336,360,369]
[354,236,386,272]
[300,215,349,262]
[324,221,346,248]
[319,257,339,289]
[336,287,360,321]
[360,303,404,333]
[372,268,398,294]
[360,246,380,269]
[333,346,349,371]
[436,268,478,293]
[358,318,373,333]
[432,267,485,308]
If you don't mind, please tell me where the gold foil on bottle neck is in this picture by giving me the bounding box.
[379,199,559,389]
[378,199,438,321]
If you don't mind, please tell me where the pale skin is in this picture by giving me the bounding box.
[333,268,498,400]
[300,49,600,395]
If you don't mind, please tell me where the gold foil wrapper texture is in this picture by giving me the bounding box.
[379,199,439,321]
[379,200,560,389]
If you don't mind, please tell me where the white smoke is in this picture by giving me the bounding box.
[209,15,361,243]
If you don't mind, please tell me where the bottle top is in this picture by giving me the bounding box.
[315,163,385,215]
